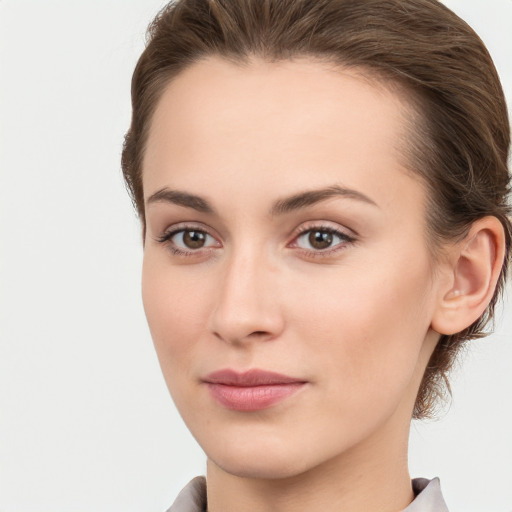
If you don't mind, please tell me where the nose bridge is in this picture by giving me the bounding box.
[210,242,282,344]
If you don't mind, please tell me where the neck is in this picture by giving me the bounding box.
[206,414,414,512]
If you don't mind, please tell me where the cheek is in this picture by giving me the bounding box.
[286,253,434,405]
[141,256,212,373]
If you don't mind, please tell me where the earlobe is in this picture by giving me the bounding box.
[431,216,505,336]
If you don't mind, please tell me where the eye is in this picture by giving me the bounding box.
[294,227,355,252]
[173,229,214,250]
[156,227,220,254]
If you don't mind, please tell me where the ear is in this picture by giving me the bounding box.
[431,216,506,336]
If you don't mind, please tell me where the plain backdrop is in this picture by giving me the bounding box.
[0,1,511,511]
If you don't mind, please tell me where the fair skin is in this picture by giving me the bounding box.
[141,57,504,512]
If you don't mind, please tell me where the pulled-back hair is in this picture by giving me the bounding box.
[122,0,511,418]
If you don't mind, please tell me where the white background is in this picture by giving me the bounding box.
[0,1,511,511]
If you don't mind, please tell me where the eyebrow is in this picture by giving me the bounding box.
[270,185,378,215]
[146,184,378,215]
[146,188,214,213]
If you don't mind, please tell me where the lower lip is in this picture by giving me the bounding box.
[206,383,305,411]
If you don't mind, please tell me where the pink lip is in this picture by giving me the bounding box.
[203,369,307,411]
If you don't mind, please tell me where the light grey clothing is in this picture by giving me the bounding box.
[166,476,449,512]
[408,478,449,512]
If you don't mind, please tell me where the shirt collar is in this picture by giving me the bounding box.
[404,477,449,512]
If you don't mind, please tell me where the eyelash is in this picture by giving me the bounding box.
[155,224,356,258]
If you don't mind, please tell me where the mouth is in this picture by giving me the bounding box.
[202,369,307,411]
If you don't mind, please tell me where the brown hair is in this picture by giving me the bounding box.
[122,0,511,418]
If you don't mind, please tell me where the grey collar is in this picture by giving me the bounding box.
[404,478,449,512]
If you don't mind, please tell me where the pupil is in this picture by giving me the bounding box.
[309,230,333,249]
[183,230,206,249]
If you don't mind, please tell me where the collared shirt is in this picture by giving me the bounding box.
[166,476,449,512]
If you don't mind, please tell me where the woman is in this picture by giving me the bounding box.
[122,0,511,510]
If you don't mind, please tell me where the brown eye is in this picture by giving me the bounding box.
[161,228,220,253]
[294,227,354,253]
[308,230,333,250]
[182,230,207,249]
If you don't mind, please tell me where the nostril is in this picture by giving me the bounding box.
[213,329,272,344]
[251,331,270,337]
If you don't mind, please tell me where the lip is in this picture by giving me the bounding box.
[203,369,307,411]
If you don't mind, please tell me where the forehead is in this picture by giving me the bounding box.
[143,56,424,216]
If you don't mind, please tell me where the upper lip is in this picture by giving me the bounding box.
[203,369,306,387]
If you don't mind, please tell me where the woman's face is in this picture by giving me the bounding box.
[141,57,444,479]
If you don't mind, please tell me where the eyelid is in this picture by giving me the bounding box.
[155,220,218,239]
[294,221,356,236]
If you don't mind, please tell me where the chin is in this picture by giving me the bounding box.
[201,426,335,481]
[210,449,312,480]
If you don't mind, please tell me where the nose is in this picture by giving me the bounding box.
[209,247,285,345]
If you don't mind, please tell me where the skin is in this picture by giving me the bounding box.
[141,57,458,512]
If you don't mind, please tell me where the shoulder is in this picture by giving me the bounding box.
[165,476,206,512]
